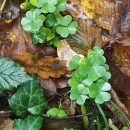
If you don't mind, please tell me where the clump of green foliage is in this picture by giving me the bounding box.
[20,0,78,46]
[0,58,47,130]
[68,46,111,105]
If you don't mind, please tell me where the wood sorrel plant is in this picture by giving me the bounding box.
[20,0,78,46]
[68,46,112,105]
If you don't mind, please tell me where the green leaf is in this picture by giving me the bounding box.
[54,0,67,14]
[90,55,106,65]
[47,107,67,117]
[68,55,81,69]
[82,78,93,86]
[70,84,89,105]
[56,26,69,37]
[58,15,72,26]
[95,92,111,104]
[64,128,77,130]
[21,10,43,33]
[52,37,61,47]
[122,126,130,130]
[68,21,78,34]
[30,0,37,6]
[102,72,111,81]
[45,14,56,27]
[8,77,47,116]
[89,84,99,98]
[79,59,91,77]
[13,115,43,130]
[88,65,106,81]
[68,78,79,87]
[0,58,31,90]
[39,0,58,13]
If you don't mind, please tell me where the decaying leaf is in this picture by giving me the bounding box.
[57,40,77,62]
[12,52,67,79]
[0,118,13,130]
[38,77,57,100]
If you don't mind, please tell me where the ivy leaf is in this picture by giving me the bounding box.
[13,115,43,130]
[68,55,81,69]
[70,84,89,105]
[8,77,47,116]
[47,107,67,117]
[0,58,31,91]
[58,15,72,26]
[21,10,43,33]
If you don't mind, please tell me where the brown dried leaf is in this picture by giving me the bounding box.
[57,40,77,62]
[0,118,13,130]
[12,52,67,79]
[54,77,69,89]
[38,77,57,100]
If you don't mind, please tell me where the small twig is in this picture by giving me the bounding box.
[0,110,13,117]
[0,0,7,12]
[41,112,94,119]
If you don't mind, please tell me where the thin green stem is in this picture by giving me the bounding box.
[96,103,109,130]
[0,0,6,12]
[81,104,89,130]
[110,100,130,128]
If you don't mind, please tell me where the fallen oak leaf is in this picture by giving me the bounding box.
[12,52,67,79]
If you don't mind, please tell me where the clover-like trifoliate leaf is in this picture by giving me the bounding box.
[58,15,72,26]
[32,27,55,44]
[0,58,32,91]
[47,107,67,117]
[52,36,61,47]
[82,78,93,86]
[13,115,43,130]
[70,84,89,105]
[88,65,106,81]
[37,0,58,13]
[21,10,43,33]
[56,26,69,37]
[79,59,91,77]
[45,14,56,27]
[95,82,111,104]
[68,78,80,87]
[68,21,78,34]
[89,84,99,98]
[90,54,106,65]
[8,78,47,116]
[54,0,67,14]
[68,55,82,69]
